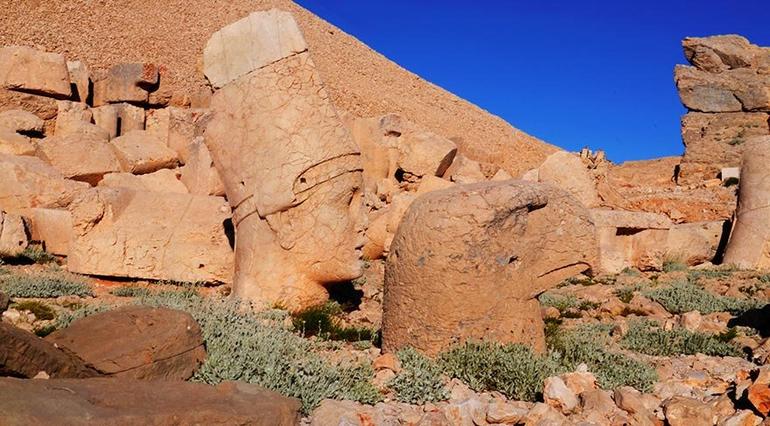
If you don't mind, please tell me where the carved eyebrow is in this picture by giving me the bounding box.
[292,153,362,196]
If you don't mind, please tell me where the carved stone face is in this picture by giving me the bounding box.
[205,50,365,310]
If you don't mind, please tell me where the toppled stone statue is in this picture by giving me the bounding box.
[382,181,596,355]
[204,10,365,310]
[724,136,770,269]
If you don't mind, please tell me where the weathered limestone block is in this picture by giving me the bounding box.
[110,130,179,174]
[0,46,71,98]
[675,65,770,112]
[203,9,307,89]
[444,154,486,184]
[415,175,454,195]
[0,378,301,425]
[346,113,402,192]
[0,211,28,256]
[0,322,99,379]
[99,169,187,194]
[539,151,600,207]
[68,188,234,283]
[679,112,769,182]
[724,137,770,268]
[396,130,457,177]
[491,168,514,181]
[146,107,209,164]
[92,103,145,139]
[0,109,43,155]
[54,100,92,135]
[47,306,206,381]
[683,35,768,73]
[36,132,121,185]
[382,181,596,355]
[205,11,364,310]
[66,61,90,103]
[92,63,158,106]
[665,221,724,266]
[591,209,673,274]
[179,137,225,196]
[25,208,72,256]
[0,154,89,212]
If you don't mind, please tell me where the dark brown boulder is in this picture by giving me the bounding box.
[0,377,301,425]
[0,322,99,379]
[46,305,205,380]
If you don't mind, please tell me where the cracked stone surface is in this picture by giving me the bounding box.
[205,11,364,310]
[724,136,770,268]
[67,187,234,283]
[382,181,596,355]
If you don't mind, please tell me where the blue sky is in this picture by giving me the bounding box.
[296,1,770,163]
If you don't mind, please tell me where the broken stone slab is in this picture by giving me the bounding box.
[591,209,673,274]
[0,322,99,379]
[538,151,600,207]
[66,61,90,103]
[179,137,225,196]
[92,63,159,106]
[683,35,766,73]
[396,129,457,177]
[203,9,308,89]
[36,132,121,185]
[0,46,71,98]
[92,103,145,139]
[0,377,301,425]
[665,221,724,267]
[675,65,770,112]
[0,154,89,213]
[68,187,234,283]
[53,101,108,140]
[0,109,43,156]
[0,211,28,256]
[382,181,596,355]
[444,154,486,184]
[25,208,72,256]
[724,137,770,269]
[99,169,188,194]
[145,107,209,164]
[110,130,179,174]
[346,113,402,193]
[47,306,206,381]
[205,11,363,311]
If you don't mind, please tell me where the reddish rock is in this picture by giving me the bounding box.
[46,306,205,381]
[0,377,300,425]
[748,384,770,416]
[0,322,99,379]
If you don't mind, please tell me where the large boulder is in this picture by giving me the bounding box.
[109,130,179,174]
[36,132,121,185]
[179,137,225,196]
[67,188,234,283]
[396,130,457,178]
[92,63,159,106]
[25,208,72,256]
[92,103,145,139]
[0,377,301,425]
[47,306,206,381]
[683,35,770,73]
[538,151,600,207]
[0,109,43,156]
[0,322,99,379]
[145,107,209,164]
[0,46,71,98]
[204,10,365,311]
[382,181,596,355]
[0,154,89,213]
[724,137,770,268]
[0,211,28,256]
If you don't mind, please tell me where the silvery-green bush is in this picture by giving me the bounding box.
[389,347,448,404]
[1,271,93,298]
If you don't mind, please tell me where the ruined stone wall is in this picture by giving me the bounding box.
[675,35,770,183]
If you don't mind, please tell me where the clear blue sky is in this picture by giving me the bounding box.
[296,0,770,163]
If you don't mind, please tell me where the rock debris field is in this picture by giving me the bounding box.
[1,4,770,426]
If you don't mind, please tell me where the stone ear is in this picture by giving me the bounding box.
[265,213,298,251]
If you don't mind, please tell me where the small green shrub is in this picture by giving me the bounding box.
[34,324,56,337]
[0,246,56,264]
[548,323,657,392]
[620,320,741,357]
[439,341,561,401]
[615,284,644,304]
[644,281,762,315]
[1,271,93,298]
[292,302,376,342]
[688,268,736,281]
[54,303,110,329]
[389,347,448,404]
[11,300,54,320]
[137,292,380,413]
[621,267,641,277]
[110,286,151,298]
[662,260,687,273]
[723,177,739,187]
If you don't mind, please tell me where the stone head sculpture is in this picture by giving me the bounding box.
[204,10,365,310]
